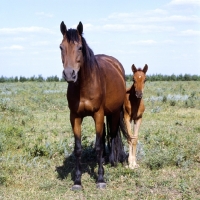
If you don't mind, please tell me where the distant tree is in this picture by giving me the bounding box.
[36,75,45,82]
[46,75,60,82]
[60,77,66,82]
[19,76,27,82]
[177,74,183,81]
[1,73,199,83]
[0,76,6,83]
[170,74,177,81]
[192,75,199,81]
[29,75,36,81]
[184,74,191,81]
[14,76,18,82]
[125,74,132,82]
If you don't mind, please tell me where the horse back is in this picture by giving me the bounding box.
[95,54,126,115]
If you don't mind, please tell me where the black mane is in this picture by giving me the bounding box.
[66,29,80,43]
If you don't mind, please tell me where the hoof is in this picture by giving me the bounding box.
[96,182,106,189]
[71,184,82,191]
[129,164,140,170]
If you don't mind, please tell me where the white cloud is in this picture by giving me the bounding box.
[180,29,200,36]
[166,15,200,22]
[1,45,24,50]
[83,23,93,31]
[35,12,53,18]
[13,37,27,41]
[131,40,157,45]
[162,40,176,44]
[169,0,200,6]
[108,11,200,23]
[0,27,53,34]
[84,22,174,33]
[151,9,168,15]
[31,41,50,46]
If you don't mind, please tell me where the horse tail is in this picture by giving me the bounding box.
[119,109,129,139]
[106,111,127,165]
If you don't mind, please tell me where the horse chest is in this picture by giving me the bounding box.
[67,92,102,115]
[131,100,145,120]
[82,98,100,112]
[67,81,104,115]
[125,95,144,120]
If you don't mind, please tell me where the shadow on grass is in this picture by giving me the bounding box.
[56,145,110,182]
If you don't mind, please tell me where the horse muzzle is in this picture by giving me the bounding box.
[62,68,78,83]
[135,91,143,98]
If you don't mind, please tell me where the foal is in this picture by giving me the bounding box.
[120,64,148,169]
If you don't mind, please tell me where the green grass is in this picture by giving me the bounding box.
[0,81,200,199]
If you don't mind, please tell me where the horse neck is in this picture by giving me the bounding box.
[130,85,142,103]
[78,62,101,90]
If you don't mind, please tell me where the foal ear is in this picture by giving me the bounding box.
[132,64,137,73]
[143,64,148,74]
[77,21,83,35]
[60,21,67,36]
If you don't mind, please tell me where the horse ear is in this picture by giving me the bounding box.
[143,64,148,74]
[77,21,83,35]
[132,64,137,73]
[60,21,67,36]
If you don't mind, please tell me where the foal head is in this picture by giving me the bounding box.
[132,64,148,98]
[60,21,84,82]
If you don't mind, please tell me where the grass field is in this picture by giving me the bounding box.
[0,81,200,199]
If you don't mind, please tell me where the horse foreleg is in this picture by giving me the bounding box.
[94,110,106,189]
[70,114,83,190]
[131,118,142,169]
[123,112,134,168]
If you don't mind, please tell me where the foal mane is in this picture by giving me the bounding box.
[136,68,143,72]
[66,28,97,77]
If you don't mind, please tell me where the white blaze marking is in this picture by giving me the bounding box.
[139,76,141,78]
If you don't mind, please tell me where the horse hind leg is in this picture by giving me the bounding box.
[107,112,126,166]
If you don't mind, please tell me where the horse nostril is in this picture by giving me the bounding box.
[72,70,76,78]
[62,70,66,78]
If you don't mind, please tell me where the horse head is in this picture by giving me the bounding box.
[132,64,148,98]
[60,21,84,83]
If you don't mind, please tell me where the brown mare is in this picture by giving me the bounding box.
[59,21,126,189]
[120,64,148,169]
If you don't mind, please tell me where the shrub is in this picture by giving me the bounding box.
[170,100,176,106]
[162,95,167,103]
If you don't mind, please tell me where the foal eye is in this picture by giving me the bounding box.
[78,46,82,51]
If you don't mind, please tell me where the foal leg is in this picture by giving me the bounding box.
[131,118,142,169]
[123,112,134,168]
[70,114,83,190]
[94,110,106,189]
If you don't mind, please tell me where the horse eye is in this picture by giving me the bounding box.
[78,46,82,51]
[60,46,63,51]
[144,79,147,83]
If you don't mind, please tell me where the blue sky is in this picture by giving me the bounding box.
[0,0,200,78]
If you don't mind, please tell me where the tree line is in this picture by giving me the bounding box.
[126,74,200,81]
[0,74,200,83]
